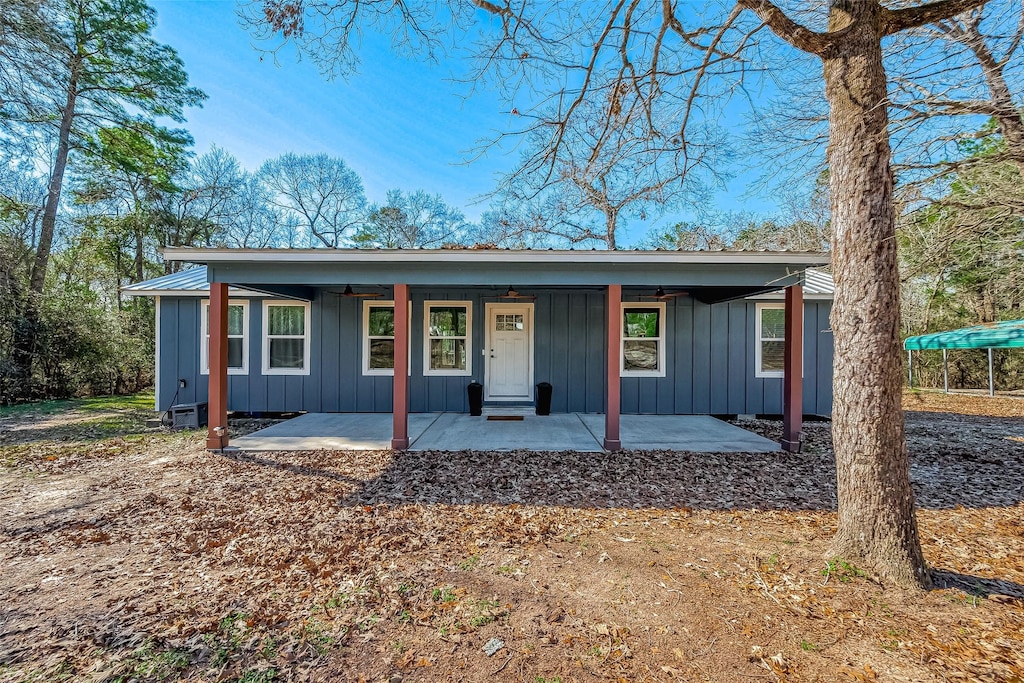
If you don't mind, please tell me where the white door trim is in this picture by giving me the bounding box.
[484,302,535,401]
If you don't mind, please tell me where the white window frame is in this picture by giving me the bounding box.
[262,299,312,376]
[361,300,412,376]
[755,303,786,378]
[200,299,249,375]
[423,300,473,376]
[620,301,667,378]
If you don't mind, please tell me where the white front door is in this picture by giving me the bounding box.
[485,303,534,401]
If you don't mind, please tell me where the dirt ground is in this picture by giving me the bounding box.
[0,391,1022,683]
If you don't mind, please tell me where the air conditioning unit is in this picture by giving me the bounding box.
[168,402,209,430]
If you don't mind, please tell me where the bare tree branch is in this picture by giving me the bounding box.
[881,0,990,36]
[735,0,833,54]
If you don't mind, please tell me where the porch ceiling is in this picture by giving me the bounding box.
[238,283,786,305]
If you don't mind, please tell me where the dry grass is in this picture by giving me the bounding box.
[0,393,1021,682]
[903,388,1024,418]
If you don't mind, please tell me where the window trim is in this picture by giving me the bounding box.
[423,300,473,376]
[262,299,312,376]
[755,302,785,378]
[361,300,412,376]
[363,300,395,376]
[620,301,667,378]
[200,299,249,376]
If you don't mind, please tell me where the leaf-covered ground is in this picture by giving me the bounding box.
[0,391,1021,682]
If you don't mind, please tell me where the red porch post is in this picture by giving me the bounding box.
[604,284,622,451]
[782,284,803,453]
[206,281,229,450]
[392,283,410,449]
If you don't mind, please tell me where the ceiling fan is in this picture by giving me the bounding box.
[640,286,688,300]
[497,286,537,301]
[339,284,382,298]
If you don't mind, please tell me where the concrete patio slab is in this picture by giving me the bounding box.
[229,412,778,453]
[230,412,440,451]
[577,414,780,452]
[409,412,603,452]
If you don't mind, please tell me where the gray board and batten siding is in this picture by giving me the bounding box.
[155,286,833,417]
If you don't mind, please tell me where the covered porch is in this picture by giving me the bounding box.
[229,410,781,453]
[163,247,826,454]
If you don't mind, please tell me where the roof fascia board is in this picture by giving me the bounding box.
[163,247,829,267]
[207,261,810,289]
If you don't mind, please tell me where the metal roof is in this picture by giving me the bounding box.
[804,268,834,296]
[121,267,263,297]
[746,268,833,300]
[904,320,1024,351]
[122,268,207,293]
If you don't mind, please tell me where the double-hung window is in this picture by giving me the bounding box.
[363,301,396,375]
[424,301,471,375]
[755,303,786,378]
[201,300,248,374]
[263,300,311,375]
[621,302,666,377]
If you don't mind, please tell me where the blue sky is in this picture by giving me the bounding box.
[151,0,785,245]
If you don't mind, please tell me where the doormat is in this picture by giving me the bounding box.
[487,415,525,421]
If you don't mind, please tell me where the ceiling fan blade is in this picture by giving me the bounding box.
[340,284,382,297]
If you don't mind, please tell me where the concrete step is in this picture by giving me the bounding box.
[481,405,537,417]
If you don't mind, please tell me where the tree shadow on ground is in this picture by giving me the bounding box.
[931,569,1024,600]
[265,448,842,511]
[222,450,365,485]
[0,417,154,447]
[317,445,1021,512]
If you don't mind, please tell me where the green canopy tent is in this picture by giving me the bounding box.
[903,320,1024,396]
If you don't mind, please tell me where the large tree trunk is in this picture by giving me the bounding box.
[31,75,77,298]
[12,67,79,386]
[823,1,929,588]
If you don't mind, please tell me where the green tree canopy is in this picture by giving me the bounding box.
[0,0,204,392]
